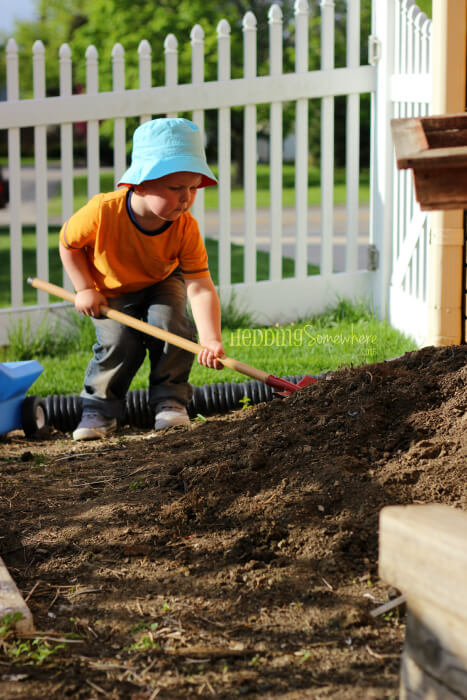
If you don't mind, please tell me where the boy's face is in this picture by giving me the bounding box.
[137,171,202,222]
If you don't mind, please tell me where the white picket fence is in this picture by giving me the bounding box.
[0,0,431,345]
[389,0,432,344]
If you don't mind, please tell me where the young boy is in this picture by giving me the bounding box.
[60,118,225,441]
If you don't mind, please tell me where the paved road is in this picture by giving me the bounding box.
[0,167,370,272]
[203,207,370,271]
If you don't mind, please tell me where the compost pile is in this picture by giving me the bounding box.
[1,345,466,699]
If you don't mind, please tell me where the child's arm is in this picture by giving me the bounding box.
[185,276,225,370]
[59,241,107,317]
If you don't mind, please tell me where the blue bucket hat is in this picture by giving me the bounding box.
[118,118,217,188]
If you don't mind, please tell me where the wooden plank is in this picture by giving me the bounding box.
[405,146,467,166]
[392,115,467,208]
[379,505,467,619]
[411,165,467,210]
[391,114,467,167]
[391,117,429,168]
[400,649,463,700]
[422,114,467,132]
[426,129,467,149]
[405,602,467,696]
[0,556,34,634]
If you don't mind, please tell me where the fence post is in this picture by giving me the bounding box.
[164,34,178,119]
[294,0,309,281]
[426,0,467,346]
[243,11,258,285]
[268,4,283,283]
[59,42,74,291]
[191,24,205,236]
[112,43,126,188]
[33,40,49,306]
[85,45,100,199]
[138,39,152,124]
[217,18,232,291]
[346,0,361,274]
[320,0,336,278]
[6,39,22,309]
[369,0,395,319]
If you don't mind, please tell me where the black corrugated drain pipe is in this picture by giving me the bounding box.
[43,375,308,433]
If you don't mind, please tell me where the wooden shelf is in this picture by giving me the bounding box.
[391,113,467,210]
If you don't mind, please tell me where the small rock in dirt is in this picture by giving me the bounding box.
[168,465,183,475]
[20,451,33,462]
[122,543,152,556]
[419,444,442,459]
[78,488,94,500]
[248,450,267,469]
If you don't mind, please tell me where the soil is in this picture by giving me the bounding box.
[1,344,466,699]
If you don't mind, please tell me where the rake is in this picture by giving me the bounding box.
[28,278,317,396]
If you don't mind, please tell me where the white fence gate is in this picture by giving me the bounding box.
[388,0,432,344]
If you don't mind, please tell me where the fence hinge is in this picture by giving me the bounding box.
[368,35,382,66]
[367,244,379,271]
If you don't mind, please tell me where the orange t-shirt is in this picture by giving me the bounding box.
[59,187,210,296]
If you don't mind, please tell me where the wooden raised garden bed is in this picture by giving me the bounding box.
[379,504,467,699]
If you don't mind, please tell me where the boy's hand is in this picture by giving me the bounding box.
[198,340,225,370]
[75,288,107,317]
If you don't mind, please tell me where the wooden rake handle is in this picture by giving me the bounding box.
[28,278,271,385]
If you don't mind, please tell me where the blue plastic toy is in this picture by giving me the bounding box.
[0,361,46,437]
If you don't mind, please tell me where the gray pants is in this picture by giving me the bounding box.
[81,269,195,419]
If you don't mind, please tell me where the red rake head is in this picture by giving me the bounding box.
[266,374,317,396]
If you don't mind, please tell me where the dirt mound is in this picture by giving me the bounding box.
[1,345,466,699]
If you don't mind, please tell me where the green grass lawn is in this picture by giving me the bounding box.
[48,164,370,216]
[1,300,418,397]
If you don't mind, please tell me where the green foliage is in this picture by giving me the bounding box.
[0,614,66,666]
[129,477,145,490]
[6,638,66,665]
[6,310,94,359]
[309,297,375,328]
[219,291,255,329]
[415,0,432,18]
[0,612,23,638]
[130,620,159,634]
[239,395,252,410]
[127,631,160,652]
[0,0,373,168]
[8,314,73,359]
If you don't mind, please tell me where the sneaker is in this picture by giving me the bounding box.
[154,400,190,430]
[73,409,117,441]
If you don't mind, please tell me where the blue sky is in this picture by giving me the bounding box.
[0,0,37,36]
